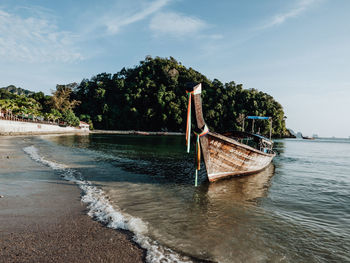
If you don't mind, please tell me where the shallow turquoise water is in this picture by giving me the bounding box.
[29,135,350,262]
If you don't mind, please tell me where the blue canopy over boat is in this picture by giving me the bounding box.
[246,116,270,120]
[253,133,271,141]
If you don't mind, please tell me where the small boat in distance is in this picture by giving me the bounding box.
[302,136,315,140]
[186,83,276,183]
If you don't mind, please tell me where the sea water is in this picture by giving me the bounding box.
[24,135,350,262]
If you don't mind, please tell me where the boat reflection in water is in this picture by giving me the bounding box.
[185,164,276,262]
[203,163,275,205]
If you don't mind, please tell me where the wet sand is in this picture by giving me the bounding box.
[0,136,145,262]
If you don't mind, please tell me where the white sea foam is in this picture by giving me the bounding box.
[23,145,192,263]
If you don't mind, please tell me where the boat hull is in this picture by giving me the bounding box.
[203,132,275,182]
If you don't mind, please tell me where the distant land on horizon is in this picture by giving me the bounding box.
[0,85,35,96]
[2,81,294,138]
[2,84,347,139]
[0,84,322,140]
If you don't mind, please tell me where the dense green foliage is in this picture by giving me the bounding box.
[0,85,80,126]
[62,109,80,127]
[0,96,42,116]
[1,57,288,136]
[73,56,287,137]
[0,85,34,96]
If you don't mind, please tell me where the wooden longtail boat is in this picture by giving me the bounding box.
[186,83,276,182]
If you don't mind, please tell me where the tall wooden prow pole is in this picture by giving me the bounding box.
[185,83,209,187]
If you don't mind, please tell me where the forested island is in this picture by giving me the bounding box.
[1,56,289,137]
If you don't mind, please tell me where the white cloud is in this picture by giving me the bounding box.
[262,0,321,28]
[0,9,83,63]
[149,12,206,37]
[102,0,170,34]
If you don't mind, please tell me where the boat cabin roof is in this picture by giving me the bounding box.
[223,131,273,145]
[246,116,270,120]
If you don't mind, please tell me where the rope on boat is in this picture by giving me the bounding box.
[193,125,209,187]
[185,85,209,186]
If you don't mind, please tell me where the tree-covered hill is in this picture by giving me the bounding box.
[0,85,80,127]
[73,56,288,137]
[0,85,34,97]
[1,56,289,137]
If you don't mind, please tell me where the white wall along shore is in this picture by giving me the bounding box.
[0,119,89,135]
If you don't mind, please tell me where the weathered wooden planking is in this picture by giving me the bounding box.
[193,88,210,169]
[206,132,275,182]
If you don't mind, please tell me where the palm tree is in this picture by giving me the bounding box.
[0,99,12,119]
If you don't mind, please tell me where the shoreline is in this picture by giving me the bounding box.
[0,136,146,262]
[91,130,184,136]
[0,128,183,136]
[0,126,294,139]
[0,119,89,136]
[0,131,89,136]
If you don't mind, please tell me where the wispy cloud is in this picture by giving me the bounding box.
[102,0,170,34]
[262,0,320,28]
[0,8,82,63]
[149,12,206,37]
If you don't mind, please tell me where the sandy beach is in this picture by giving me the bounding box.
[0,136,145,262]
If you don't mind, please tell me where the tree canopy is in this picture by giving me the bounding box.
[51,83,80,112]
[0,84,81,126]
[73,56,288,137]
[1,57,288,136]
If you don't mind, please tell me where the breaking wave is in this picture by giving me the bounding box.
[23,145,192,263]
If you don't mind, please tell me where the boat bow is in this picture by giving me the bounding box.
[185,83,275,182]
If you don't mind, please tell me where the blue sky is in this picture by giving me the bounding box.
[1,0,349,137]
